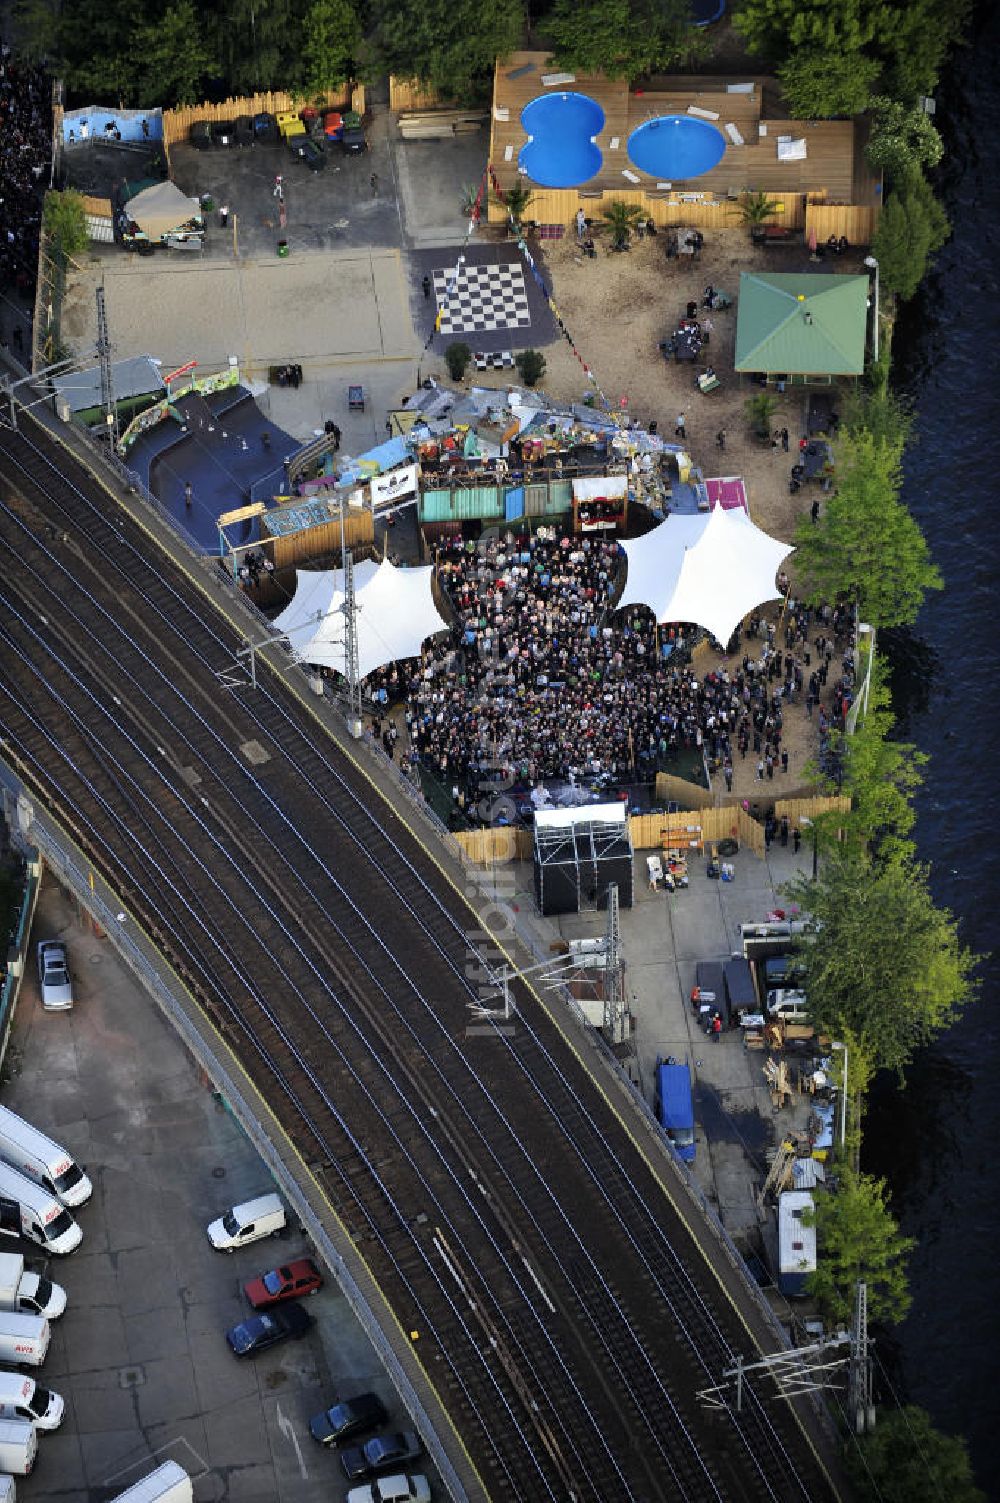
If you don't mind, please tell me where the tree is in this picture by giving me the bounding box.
[866,97,944,179]
[805,1168,914,1326]
[784,851,979,1081]
[731,189,781,229]
[10,0,59,63]
[42,192,89,262]
[515,349,546,387]
[444,342,472,380]
[777,49,881,117]
[298,0,362,97]
[810,653,926,863]
[545,0,707,82]
[874,0,972,104]
[744,391,778,440]
[845,1405,986,1503]
[370,0,523,102]
[733,0,885,60]
[208,0,306,96]
[493,181,535,233]
[130,0,211,107]
[600,199,644,250]
[791,430,941,629]
[872,173,950,301]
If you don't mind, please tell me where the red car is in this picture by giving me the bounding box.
[243,1258,323,1309]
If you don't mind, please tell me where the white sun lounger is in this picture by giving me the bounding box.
[725,123,745,146]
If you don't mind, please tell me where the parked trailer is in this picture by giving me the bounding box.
[0,1256,65,1321]
[723,957,757,1023]
[0,1164,82,1256]
[0,1420,37,1476]
[108,1460,193,1503]
[777,1191,816,1297]
[0,1106,92,1208]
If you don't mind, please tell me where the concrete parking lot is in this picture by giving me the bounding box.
[9,878,426,1503]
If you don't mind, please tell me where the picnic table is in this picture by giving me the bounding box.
[801,439,833,480]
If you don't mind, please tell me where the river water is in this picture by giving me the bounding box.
[861,5,1000,1493]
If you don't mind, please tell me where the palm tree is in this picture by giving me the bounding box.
[600,199,645,251]
[491,181,535,234]
[732,189,782,229]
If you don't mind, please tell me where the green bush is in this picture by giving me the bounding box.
[515,349,546,388]
[444,342,472,380]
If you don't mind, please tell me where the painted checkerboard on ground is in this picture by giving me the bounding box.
[433,261,531,334]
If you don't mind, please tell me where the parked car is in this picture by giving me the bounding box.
[309,1391,387,1446]
[243,1258,323,1310]
[341,126,367,154]
[225,1302,312,1357]
[346,1476,432,1503]
[763,954,807,989]
[288,135,326,171]
[189,120,212,151]
[36,941,73,1010]
[341,1432,423,1482]
[211,120,237,147]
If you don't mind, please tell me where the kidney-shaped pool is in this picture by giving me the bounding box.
[519,92,605,189]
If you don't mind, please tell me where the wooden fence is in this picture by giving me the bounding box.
[161,84,365,155]
[389,77,444,113]
[456,828,532,864]
[654,773,714,808]
[488,187,808,233]
[804,202,878,248]
[452,793,850,870]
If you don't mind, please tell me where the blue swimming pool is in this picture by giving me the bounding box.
[519,92,605,189]
[627,115,726,181]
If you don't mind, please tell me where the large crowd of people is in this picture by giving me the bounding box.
[0,48,49,359]
[363,530,855,821]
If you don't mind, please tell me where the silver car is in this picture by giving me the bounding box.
[36,941,74,1010]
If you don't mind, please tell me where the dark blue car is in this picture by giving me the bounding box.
[225,1301,312,1356]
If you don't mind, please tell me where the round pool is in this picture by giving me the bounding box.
[626,115,726,181]
[519,92,605,189]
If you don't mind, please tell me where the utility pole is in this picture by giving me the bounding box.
[848,1282,876,1435]
[603,882,628,1045]
[342,549,362,735]
[96,283,118,449]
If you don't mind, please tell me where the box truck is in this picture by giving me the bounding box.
[0,1317,49,1369]
[655,1058,696,1163]
[0,1371,63,1429]
[0,1420,36,1475]
[0,1256,65,1321]
[0,1106,91,1208]
[0,1164,81,1256]
[108,1460,193,1503]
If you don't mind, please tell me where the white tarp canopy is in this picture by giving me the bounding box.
[274,557,446,680]
[618,505,793,644]
[127,180,202,238]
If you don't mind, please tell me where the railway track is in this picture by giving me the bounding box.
[0,417,841,1503]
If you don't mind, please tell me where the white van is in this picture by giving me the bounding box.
[0,1317,49,1369]
[0,1106,92,1208]
[207,1193,285,1251]
[108,1460,193,1503]
[767,988,811,1022]
[0,1163,82,1256]
[0,1472,15,1501]
[0,1372,63,1430]
[0,1420,36,1476]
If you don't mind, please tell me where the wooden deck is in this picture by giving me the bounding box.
[489,52,877,233]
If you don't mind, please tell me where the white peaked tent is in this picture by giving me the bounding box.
[274,557,447,680]
[618,506,794,644]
